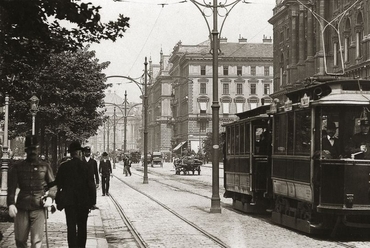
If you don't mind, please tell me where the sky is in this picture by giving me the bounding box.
[84,0,276,103]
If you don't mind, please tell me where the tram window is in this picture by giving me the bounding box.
[230,126,235,154]
[295,109,311,155]
[235,125,240,154]
[255,127,269,155]
[240,124,245,154]
[226,126,231,155]
[287,112,294,155]
[245,123,251,154]
[274,114,287,154]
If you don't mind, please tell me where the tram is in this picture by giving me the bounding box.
[224,78,370,236]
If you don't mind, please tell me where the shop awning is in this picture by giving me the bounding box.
[173,141,187,151]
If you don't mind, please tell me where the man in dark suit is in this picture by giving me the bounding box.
[322,122,341,159]
[83,146,99,209]
[99,152,112,196]
[55,141,91,248]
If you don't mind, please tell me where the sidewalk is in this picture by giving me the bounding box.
[0,205,108,247]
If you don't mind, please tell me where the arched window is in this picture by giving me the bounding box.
[344,18,351,62]
[355,12,364,58]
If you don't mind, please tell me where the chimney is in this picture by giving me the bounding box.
[238,34,247,44]
[219,37,228,43]
[263,35,272,44]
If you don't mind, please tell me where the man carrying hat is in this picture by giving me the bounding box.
[7,135,56,248]
[54,141,91,248]
[348,119,370,159]
[83,146,99,210]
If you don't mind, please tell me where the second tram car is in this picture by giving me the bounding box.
[224,79,370,236]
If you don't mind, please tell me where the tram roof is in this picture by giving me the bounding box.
[284,79,370,106]
[236,105,271,120]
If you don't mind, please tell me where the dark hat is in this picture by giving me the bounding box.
[25,135,38,148]
[84,146,91,152]
[361,119,370,126]
[327,122,337,130]
[68,141,83,152]
[102,152,108,156]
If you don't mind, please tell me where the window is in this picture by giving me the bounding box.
[237,66,242,76]
[199,101,207,114]
[333,42,338,66]
[223,66,228,75]
[251,66,256,76]
[200,83,206,94]
[237,83,243,94]
[236,102,244,113]
[223,83,229,94]
[201,65,206,75]
[250,84,256,94]
[344,37,349,62]
[200,121,207,132]
[222,102,230,114]
[264,66,270,76]
[264,84,270,95]
[356,31,362,58]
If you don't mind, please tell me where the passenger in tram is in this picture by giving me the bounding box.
[322,122,342,159]
[347,119,370,159]
[256,130,270,155]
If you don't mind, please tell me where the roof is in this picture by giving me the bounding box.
[174,40,273,58]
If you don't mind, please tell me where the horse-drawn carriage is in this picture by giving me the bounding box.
[174,156,202,175]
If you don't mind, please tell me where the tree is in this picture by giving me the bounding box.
[202,132,225,163]
[0,0,130,93]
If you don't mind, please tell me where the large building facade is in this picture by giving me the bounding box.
[87,91,142,156]
[269,0,370,99]
[147,37,273,157]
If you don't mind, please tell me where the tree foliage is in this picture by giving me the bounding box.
[0,0,130,90]
[202,132,225,163]
[7,48,109,141]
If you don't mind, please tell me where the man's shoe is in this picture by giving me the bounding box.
[106,193,109,196]
[91,205,99,210]
[102,194,105,196]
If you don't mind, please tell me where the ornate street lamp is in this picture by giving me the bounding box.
[29,95,39,135]
[0,93,9,207]
[189,0,247,213]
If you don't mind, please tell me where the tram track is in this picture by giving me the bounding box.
[108,193,147,248]
[112,173,230,248]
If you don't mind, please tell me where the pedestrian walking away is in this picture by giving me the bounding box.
[83,146,99,210]
[54,141,92,248]
[123,154,132,176]
[7,135,56,248]
[99,152,112,196]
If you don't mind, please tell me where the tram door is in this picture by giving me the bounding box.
[252,123,270,192]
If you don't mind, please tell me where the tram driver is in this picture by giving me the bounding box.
[321,122,341,159]
[347,119,370,159]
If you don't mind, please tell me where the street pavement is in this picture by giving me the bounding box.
[0,161,370,247]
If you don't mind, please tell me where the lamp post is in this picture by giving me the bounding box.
[113,106,116,165]
[105,57,149,184]
[189,0,245,213]
[29,95,39,135]
[0,94,9,207]
[124,91,127,154]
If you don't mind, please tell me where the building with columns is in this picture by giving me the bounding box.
[147,37,273,157]
[269,0,370,99]
[87,90,142,156]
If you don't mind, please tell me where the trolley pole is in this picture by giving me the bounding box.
[143,57,149,184]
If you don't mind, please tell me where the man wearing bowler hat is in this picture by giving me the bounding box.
[99,152,112,196]
[54,141,91,248]
[83,146,99,209]
[7,135,56,248]
[348,119,370,159]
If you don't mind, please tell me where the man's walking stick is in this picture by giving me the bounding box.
[44,207,49,248]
